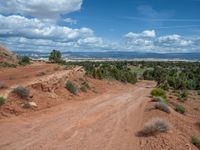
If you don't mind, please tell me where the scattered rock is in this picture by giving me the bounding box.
[22,102,37,108]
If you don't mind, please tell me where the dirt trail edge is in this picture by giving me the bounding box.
[0,81,155,150]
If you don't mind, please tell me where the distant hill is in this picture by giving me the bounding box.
[0,44,18,64]
[15,51,200,61]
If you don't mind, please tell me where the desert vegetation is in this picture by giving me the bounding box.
[13,86,30,99]
[139,118,169,136]
[18,56,31,65]
[65,80,79,95]
[191,136,200,149]
[175,104,186,114]
[155,101,170,113]
[0,96,5,106]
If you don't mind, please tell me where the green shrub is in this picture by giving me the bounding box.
[153,96,168,104]
[140,118,169,136]
[151,88,167,100]
[18,56,31,65]
[197,91,200,96]
[0,97,5,106]
[13,86,30,99]
[80,85,87,92]
[196,121,200,128]
[191,136,200,149]
[175,104,186,114]
[0,62,16,68]
[178,90,188,102]
[155,102,170,113]
[65,81,79,95]
[49,50,62,63]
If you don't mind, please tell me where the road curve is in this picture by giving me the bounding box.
[0,81,155,150]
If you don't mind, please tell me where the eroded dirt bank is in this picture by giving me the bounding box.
[0,81,155,150]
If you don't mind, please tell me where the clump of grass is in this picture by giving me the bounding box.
[153,96,168,104]
[140,118,169,136]
[65,81,79,95]
[175,104,186,114]
[197,91,200,96]
[151,88,167,100]
[178,90,188,102]
[196,121,200,128]
[13,86,30,99]
[0,81,8,89]
[80,85,87,92]
[0,97,6,106]
[155,101,170,113]
[80,81,90,92]
[191,136,200,149]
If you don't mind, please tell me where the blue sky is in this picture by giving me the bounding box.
[0,0,200,53]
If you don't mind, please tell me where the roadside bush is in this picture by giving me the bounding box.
[0,62,16,68]
[191,136,200,149]
[0,97,5,106]
[151,88,167,100]
[80,85,87,92]
[0,81,8,89]
[153,96,168,104]
[140,118,169,136]
[65,81,79,95]
[196,121,200,128]
[49,50,62,63]
[155,102,170,113]
[18,56,31,65]
[13,86,30,99]
[178,90,188,102]
[175,104,186,114]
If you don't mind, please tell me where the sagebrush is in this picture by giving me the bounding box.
[140,118,169,136]
[13,86,30,99]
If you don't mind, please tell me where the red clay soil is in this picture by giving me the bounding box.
[0,62,64,86]
[0,74,156,150]
[139,91,200,150]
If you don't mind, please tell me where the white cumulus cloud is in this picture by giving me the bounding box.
[0,0,82,19]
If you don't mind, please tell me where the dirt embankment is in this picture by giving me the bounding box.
[0,44,18,64]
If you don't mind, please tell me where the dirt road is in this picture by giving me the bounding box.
[0,81,155,150]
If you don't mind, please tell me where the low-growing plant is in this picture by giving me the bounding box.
[198,91,200,96]
[196,121,200,128]
[191,136,200,149]
[0,96,5,106]
[178,90,188,102]
[13,86,30,99]
[153,96,168,104]
[155,102,170,113]
[80,85,87,92]
[175,104,186,114]
[65,81,79,95]
[151,88,167,100]
[0,81,8,89]
[140,118,169,136]
[18,56,31,65]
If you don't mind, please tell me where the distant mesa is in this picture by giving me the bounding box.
[0,44,18,64]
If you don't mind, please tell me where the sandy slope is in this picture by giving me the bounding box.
[0,81,155,150]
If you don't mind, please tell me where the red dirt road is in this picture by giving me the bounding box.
[0,81,155,150]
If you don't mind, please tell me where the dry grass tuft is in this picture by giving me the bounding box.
[140,118,169,136]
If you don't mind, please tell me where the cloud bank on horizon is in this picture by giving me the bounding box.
[0,0,199,53]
